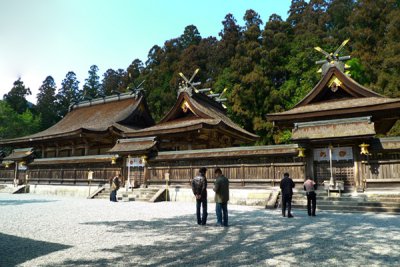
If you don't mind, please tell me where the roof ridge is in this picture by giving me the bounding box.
[71,92,140,110]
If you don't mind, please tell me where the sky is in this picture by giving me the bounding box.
[0,0,292,103]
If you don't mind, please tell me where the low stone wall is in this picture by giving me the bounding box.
[164,186,280,207]
[28,184,103,198]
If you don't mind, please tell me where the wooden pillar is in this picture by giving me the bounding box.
[55,143,59,157]
[84,139,89,156]
[41,144,45,158]
[71,141,75,157]
[14,161,18,185]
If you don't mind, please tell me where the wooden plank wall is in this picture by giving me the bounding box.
[147,162,306,187]
[362,160,400,182]
[0,166,121,185]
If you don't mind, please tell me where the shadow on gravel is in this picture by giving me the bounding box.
[0,233,71,267]
[52,209,400,267]
[0,199,58,206]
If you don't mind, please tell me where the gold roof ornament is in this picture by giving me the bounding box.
[314,39,351,76]
[328,76,343,92]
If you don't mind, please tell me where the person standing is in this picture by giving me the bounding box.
[213,168,229,227]
[192,167,208,225]
[110,174,121,202]
[280,172,295,218]
[304,176,317,216]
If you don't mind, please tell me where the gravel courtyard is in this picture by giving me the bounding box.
[0,193,399,267]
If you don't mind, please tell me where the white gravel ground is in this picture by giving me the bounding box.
[0,193,399,267]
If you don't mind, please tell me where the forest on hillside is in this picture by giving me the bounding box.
[1,0,400,144]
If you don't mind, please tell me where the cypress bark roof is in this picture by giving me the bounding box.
[268,66,400,132]
[108,137,158,154]
[124,91,259,143]
[0,93,155,145]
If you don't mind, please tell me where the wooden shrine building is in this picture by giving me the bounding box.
[0,92,155,185]
[268,64,400,191]
[2,46,400,193]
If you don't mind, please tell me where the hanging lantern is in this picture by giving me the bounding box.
[141,155,148,164]
[4,162,10,168]
[111,155,118,165]
[297,147,306,158]
[359,143,370,155]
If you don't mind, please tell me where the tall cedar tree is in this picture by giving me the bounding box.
[57,71,80,118]
[82,65,101,98]
[3,78,32,114]
[230,9,268,141]
[101,68,127,96]
[36,76,59,130]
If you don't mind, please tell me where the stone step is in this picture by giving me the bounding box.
[293,200,400,208]
[292,204,400,214]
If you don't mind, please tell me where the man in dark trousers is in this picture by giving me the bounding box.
[213,168,229,227]
[304,176,317,216]
[280,172,295,218]
[192,167,208,225]
[110,174,121,202]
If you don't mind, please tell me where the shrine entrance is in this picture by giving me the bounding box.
[313,146,355,187]
[125,156,145,188]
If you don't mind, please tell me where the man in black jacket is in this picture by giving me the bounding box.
[280,172,295,218]
[192,167,208,225]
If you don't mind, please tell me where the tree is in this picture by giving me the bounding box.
[36,76,59,130]
[179,25,201,49]
[82,65,101,98]
[126,59,145,90]
[0,100,40,139]
[350,0,394,87]
[214,14,242,73]
[101,68,127,96]
[375,2,400,97]
[3,78,32,114]
[228,10,269,143]
[57,71,80,118]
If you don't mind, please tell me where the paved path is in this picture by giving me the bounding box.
[0,193,399,266]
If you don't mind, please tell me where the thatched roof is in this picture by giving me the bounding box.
[0,93,154,145]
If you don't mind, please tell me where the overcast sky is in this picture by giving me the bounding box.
[0,0,291,103]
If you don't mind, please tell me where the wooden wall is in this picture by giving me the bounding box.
[361,160,400,188]
[147,159,306,187]
[0,165,121,185]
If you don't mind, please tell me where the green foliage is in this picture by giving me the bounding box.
[83,65,101,98]
[36,76,59,130]
[4,0,400,144]
[0,100,40,139]
[57,71,80,118]
[3,78,32,114]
